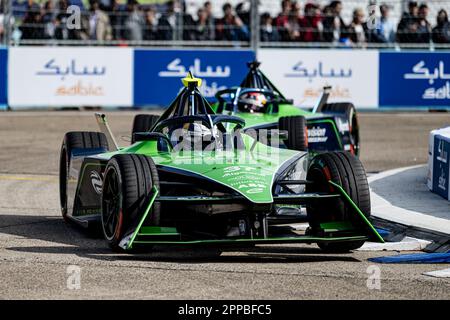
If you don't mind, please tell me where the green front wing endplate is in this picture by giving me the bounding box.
[119,182,384,250]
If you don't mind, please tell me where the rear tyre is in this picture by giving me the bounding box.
[59,132,108,222]
[131,114,160,144]
[101,154,160,252]
[278,116,308,151]
[306,151,370,252]
[321,103,360,156]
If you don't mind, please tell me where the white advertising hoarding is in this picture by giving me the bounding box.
[258,49,379,108]
[8,47,133,107]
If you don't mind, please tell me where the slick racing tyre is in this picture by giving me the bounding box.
[279,116,308,151]
[59,132,109,222]
[101,154,160,251]
[306,151,370,252]
[321,103,360,156]
[131,114,160,144]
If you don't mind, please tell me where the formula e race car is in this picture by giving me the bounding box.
[59,73,382,254]
[212,61,360,156]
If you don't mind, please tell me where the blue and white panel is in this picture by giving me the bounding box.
[379,52,450,109]
[133,49,255,106]
[8,47,134,108]
[258,49,379,109]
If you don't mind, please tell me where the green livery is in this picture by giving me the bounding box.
[59,72,382,254]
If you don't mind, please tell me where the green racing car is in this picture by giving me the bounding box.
[59,72,382,254]
[212,61,360,156]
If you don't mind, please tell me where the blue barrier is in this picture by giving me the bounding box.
[379,51,450,108]
[133,49,255,106]
[368,252,450,264]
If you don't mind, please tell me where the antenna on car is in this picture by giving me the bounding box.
[182,71,202,89]
[94,113,120,151]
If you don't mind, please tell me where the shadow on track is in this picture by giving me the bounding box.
[1,214,360,263]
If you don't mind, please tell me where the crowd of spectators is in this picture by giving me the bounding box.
[12,0,450,45]
[15,0,250,42]
[263,0,450,46]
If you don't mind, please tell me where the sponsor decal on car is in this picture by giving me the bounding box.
[308,126,328,143]
[90,171,103,195]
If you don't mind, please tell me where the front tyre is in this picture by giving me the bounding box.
[101,154,160,251]
[306,151,370,252]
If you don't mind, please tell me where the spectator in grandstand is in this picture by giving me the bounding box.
[79,0,112,41]
[158,0,182,40]
[432,9,450,44]
[20,1,44,40]
[143,7,159,41]
[260,12,279,42]
[416,3,431,43]
[347,7,367,47]
[194,7,214,41]
[203,1,215,39]
[286,1,301,41]
[370,3,396,43]
[41,0,56,39]
[53,0,79,40]
[204,1,212,19]
[322,1,347,44]
[181,3,196,41]
[124,0,145,41]
[299,2,322,42]
[236,1,250,27]
[215,2,249,41]
[275,0,292,41]
[108,0,123,40]
[397,1,419,43]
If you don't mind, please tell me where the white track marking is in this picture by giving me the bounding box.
[423,268,450,278]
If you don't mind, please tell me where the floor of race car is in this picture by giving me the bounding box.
[0,111,449,299]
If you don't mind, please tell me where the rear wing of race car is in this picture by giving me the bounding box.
[118,180,384,250]
[95,113,120,151]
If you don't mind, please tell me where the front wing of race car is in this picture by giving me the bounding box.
[119,181,384,250]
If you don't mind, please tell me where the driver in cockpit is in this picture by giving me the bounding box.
[237,92,268,113]
[167,122,223,152]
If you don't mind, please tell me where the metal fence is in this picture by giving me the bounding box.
[2,0,450,50]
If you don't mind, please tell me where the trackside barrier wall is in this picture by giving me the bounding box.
[258,49,450,109]
[428,127,450,201]
[2,47,450,109]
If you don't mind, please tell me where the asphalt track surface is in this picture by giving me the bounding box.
[0,111,449,299]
